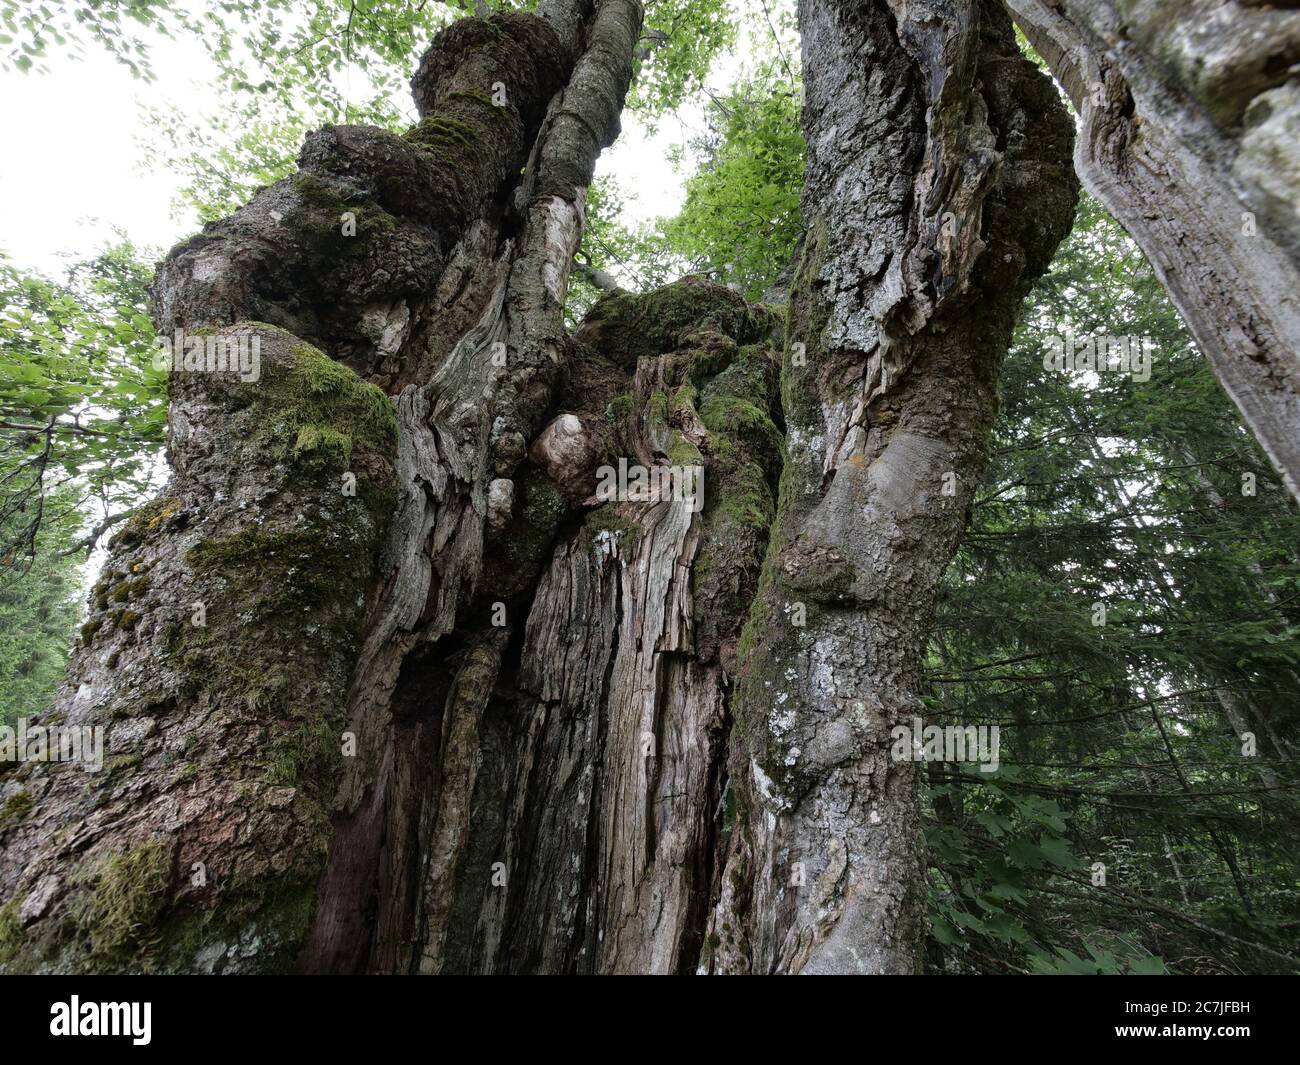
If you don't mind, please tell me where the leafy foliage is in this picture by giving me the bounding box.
[0,0,173,78]
[570,59,804,319]
[0,493,82,725]
[628,0,738,126]
[660,64,803,300]
[0,241,166,566]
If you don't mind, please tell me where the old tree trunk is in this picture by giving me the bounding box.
[704,0,1077,973]
[0,0,1075,974]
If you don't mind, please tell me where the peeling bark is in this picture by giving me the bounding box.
[366,287,782,974]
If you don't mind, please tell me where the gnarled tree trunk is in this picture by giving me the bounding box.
[1005,0,1300,501]
[0,0,1075,974]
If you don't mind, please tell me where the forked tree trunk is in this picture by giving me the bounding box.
[0,0,1074,974]
[1004,0,1300,502]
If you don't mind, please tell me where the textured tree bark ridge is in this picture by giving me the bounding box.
[0,0,1075,973]
[704,0,1077,973]
[1004,0,1300,501]
[384,290,783,973]
[0,328,399,971]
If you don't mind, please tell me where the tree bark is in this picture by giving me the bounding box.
[703,0,1077,973]
[0,0,1075,975]
[1003,0,1300,502]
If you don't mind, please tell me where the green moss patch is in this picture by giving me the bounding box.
[241,340,396,475]
[0,896,23,964]
[74,840,171,960]
[110,497,182,550]
[267,717,336,788]
[576,277,774,365]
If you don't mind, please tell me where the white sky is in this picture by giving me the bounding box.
[0,42,203,274]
